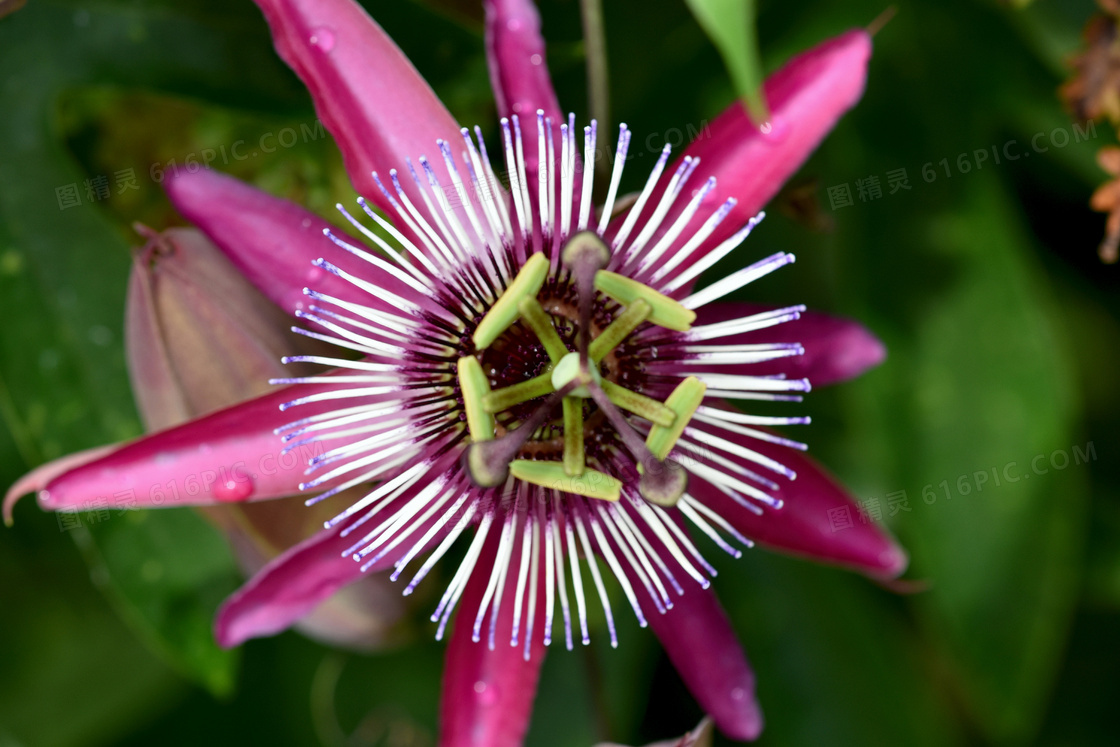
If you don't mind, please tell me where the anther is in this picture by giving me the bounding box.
[594,270,696,331]
[473,252,549,349]
[457,356,494,442]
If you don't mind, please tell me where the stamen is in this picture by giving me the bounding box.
[473,252,549,349]
[457,356,494,442]
[594,271,695,331]
[509,460,621,502]
[599,380,676,426]
[562,398,585,477]
[646,377,706,460]
[483,371,555,413]
[588,299,651,362]
[517,297,568,363]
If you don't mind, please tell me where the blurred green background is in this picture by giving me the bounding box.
[1,0,1118,745]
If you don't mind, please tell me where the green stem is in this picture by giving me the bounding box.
[562,397,585,476]
[589,299,651,362]
[580,0,610,186]
[600,379,676,427]
[518,297,568,364]
[483,370,555,413]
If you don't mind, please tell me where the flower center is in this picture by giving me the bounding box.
[458,232,706,507]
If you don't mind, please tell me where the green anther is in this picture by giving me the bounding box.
[473,252,550,349]
[517,297,568,363]
[562,398,585,476]
[589,299,652,362]
[646,376,706,460]
[482,370,555,413]
[509,460,621,502]
[601,380,676,427]
[594,270,696,332]
[457,356,494,442]
[550,352,600,397]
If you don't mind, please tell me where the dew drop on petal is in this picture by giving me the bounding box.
[530,53,542,66]
[309,27,336,53]
[213,477,254,503]
[759,117,790,143]
[473,680,500,706]
[730,686,747,701]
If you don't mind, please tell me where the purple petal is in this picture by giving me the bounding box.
[26,383,357,512]
[484,0,561,182]
[441,529,544,747]
[686,420,908,579]
[165,169,421,314]
[215,484,450,647]
[252,0,462,209]
[647,586,763,741]
[693,303,886,386]
[4,445,117,525]
[631,30,871,283]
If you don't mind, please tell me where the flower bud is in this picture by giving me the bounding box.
[126,225,405,650]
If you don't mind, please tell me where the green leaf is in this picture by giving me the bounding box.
[718,556,961,747]
[683,0,768,122]
[896,180,1085,740]
[79,510,243,696]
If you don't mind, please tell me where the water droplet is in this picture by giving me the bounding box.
[759,117,790,143]
[214,477,254,502]
[473,680,500,706]
[730,686,747,701]
[530,53,542,66]
[309,27,335,52]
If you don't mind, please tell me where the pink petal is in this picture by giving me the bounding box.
[3,445,117,525]
[165,169,422,314]
[647,587,763,741]
[484,0,561,180]
[441,529,545,747]
[633,30,871,282]
[685,420,908,579]
[252,0,463,209]
[692,303,886,386]
[29,383,351,512]
[215,447,463,646]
